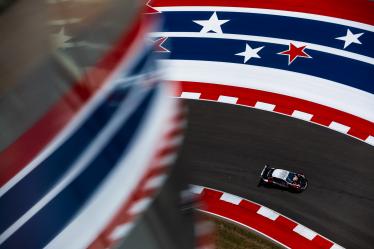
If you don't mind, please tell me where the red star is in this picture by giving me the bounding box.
[278,43,311,65]
[153,37,170,52]
[144,0,160,14]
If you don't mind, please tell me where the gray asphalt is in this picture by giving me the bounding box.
[176,100,374,249]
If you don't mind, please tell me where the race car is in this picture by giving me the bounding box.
[259,165,308,192]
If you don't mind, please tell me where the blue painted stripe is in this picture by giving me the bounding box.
[1,86,156,249]
[0,86,130,235]
[166,37,374,93]
[127,46,158,76]
[161,11,374,58]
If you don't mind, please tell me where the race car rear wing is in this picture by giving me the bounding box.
[261,165,270,177]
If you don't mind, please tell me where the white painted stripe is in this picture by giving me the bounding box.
[293,224,317,240]
[156,153,177,167]
[180,91,201,99]
[255,102,276,111]
[151,32,374,65]
[48,18,81,25]
[109,223,134,241]
[365,135,374,146]
[220,192,242,205]
[189,185,204,194]
[217,95,238,104]
[330,243,345,249]
[44,82,175,249]
[155,6,374,32]
[143,174,167,190]
[160,111,186,135]
[256,206,280,221]
[329,121,351,133]
[160,60,374,122]
[128,197,153,215]
[158,135,184,150]
[0,86,147,245]
[291,110,313,121]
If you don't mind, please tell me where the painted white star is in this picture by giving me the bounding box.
[193,12,229,34]
[235,43,264,63]
[51,27,73,49]
[335,29,364,49]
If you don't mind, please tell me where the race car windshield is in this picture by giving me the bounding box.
[286,173,298,183]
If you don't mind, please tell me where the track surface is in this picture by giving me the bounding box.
[177,100,374,249]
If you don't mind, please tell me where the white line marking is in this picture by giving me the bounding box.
[365,135,374,146]
[158,135,184,151]
[256,206,280,221]
[189,185,204,194]
[48,18,82,25]
[291,110,314,121]
[156,153,177,167]
[217,95,238,104]
[160,60,374,122]
[109,223,134,241]
[155,6,374,32]
[293,224,317,240]
[143,175,167,190]
[180,92,201,99]
[255,101,276,111]
[151,32,374,65]
[329,121,351,133]
[330,243,346,249]
[128,198,152,215]
[365,136,374,146]
[220,192,242,205]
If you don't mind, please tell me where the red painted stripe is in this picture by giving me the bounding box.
[0,14,155,187]
[151,0,374,26]
[175,81,374,141]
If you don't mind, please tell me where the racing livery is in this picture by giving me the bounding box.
[260,165,308,192]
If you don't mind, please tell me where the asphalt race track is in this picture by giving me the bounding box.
[176,100,374,249]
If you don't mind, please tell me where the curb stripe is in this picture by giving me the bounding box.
[293,224,318,240]
[84,97,185,249]
[292,110,313,121]
[172,81,374,146]
[217,95,238,104]
[256,206,280,221]
[254,101,276,111]
[193,185,344,249]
